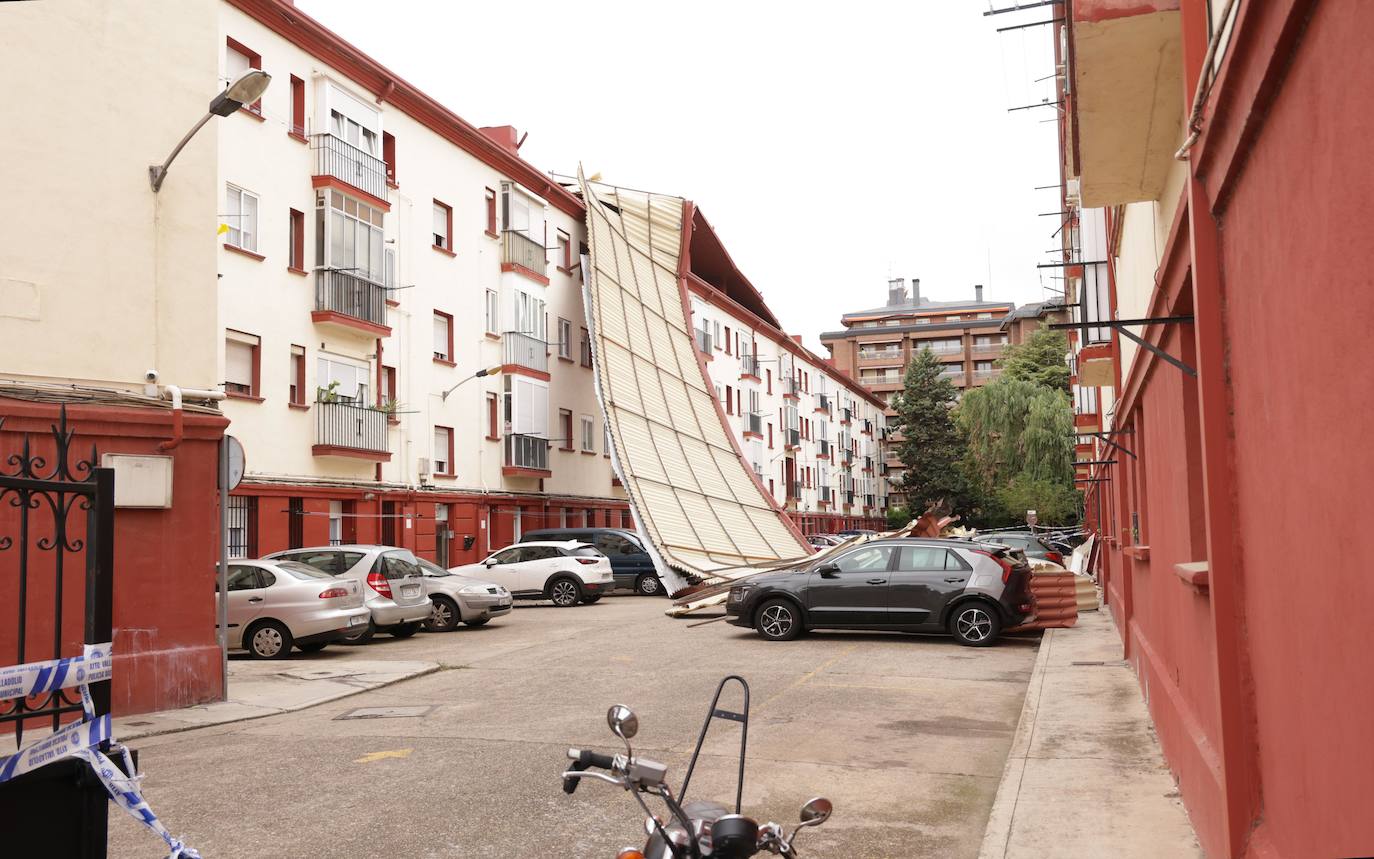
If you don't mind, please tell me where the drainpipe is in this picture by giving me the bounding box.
[157,384,227,451]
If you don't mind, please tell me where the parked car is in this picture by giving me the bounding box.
[450,541,614,606]
[219,559,369,659]
[975,531,1065,565]
[263,545,433,643]
[807,534,844,548]
[725,538,1032,647]
[520,528,663,595]
[836,528,878,539]
[414,557,512,632]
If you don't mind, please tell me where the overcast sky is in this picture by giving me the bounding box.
[298,0,1062,352]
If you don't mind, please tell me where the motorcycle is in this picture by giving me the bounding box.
[560,675,833,858]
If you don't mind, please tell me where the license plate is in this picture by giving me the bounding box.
[348,615,366,627]
[498,601,511,608]
[401,586,419,598]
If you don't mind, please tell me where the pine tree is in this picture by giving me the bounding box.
[892,348,971,510]
[999,324,1071,392]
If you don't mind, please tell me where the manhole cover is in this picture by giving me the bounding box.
[334,705,435,720]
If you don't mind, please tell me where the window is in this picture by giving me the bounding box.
[433,426,453,475]
[288,208,305,272]
[329,108,377,155]
[485,289,499,335]
[224,38,262,115]
[485,187,497,236]
[320,190,385,283]
[486,393,500,440]
[580,327,592,368]
[604,425,612,457]
[433,200,452,252]
[895,546,965,571]
[512,290,546,339]
[433,311,453,362]
[287,498,304,549]
[289,75,305,138]
[726,385,734,415]
[224,184,258,253]
[556,230,571,271]
[226,496,257,558]
[768,423,773,448]
[558,318,572,360]
[580,416,595,452]
[559,409,574,451]
[289,345,305,405]
[316,355,369,403]
[766,368,772,394]
[725,326,733,355]
[382,365,397,409]
[382,132,396,185]
[224,330,260,398]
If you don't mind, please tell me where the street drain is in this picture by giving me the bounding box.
[334,705,435,720]
[1070,660,1125,667]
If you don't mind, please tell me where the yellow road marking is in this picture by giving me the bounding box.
[755,644,858,713]
[354,748,413,763]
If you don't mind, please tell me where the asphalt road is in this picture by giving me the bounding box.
[109,595,1039,858]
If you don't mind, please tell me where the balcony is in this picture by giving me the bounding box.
[785,428,801,449]
[503,433,551,477]
[313,269,391,337]
[973,369,1000,381]
[858,348,902,362]
[845,491,855,508]
[313,399,390,461]
[815,393,831,414]
[744,412,763,436]
[842,449,854,467]
[782,377,800,400]
[817,438,831,458]
[864,456,873,472]
[503,331,549,376]
[501,230,547,279]
[311,133,389,203]
[819,486,832,505]
[740,353,760,379]
[973,339,1007,354]
[841,407,852,425]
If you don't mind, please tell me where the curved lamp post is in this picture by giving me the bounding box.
[149,69,272,192]
[441,365,503,401]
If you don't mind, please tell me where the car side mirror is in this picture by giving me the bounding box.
[817,563,840,577]
[484,559,496,568]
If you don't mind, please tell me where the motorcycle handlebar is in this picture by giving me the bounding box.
[562,748,618,794]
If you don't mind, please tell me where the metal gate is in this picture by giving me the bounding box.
[0,407,116,855]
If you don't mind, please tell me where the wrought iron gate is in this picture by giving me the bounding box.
[0,407,116,856]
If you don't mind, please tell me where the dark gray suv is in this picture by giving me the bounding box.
[725,538,1032,646]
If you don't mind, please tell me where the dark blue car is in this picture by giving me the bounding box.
[520,528,664,595]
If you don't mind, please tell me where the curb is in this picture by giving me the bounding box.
[116,663,443,742]
[978,627,1055,859]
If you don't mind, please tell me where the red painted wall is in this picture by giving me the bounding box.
[0,399,227,717]
[1215,2,1374,853]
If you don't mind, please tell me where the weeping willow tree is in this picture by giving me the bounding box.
[956,378,1078,525]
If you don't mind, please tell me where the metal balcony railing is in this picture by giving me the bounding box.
[816,393,831,412]
[311,133,389,200]
[858,348,902,361]
[315,268,388,327]
[923,342,964,355]
[740,353,760,377]
[745,412,763,435]
[783,376,799,397]
[316,399,389,454]
[842,407,852,423]
[505,433,549,471]
[696,328,713,353]
[974,340,1007,352]
[502,230,547,275]
[503,331,548,373]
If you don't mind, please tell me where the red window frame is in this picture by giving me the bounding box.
[768,423,773,449]
[580,327,592,368]
[559,409,574,451]
[724,326,732,355]
[432,310,454,364]
[556,230,571,271]
[288,208,305,273]
[225,37,263,116]
[289,75,305,140]
[383,132,397,186]
[484,188,498,238]
[383,366,397,406]
[726,385,734,415]
[225,330,261,400]
[432,200,454,253]
[486,393,500,440]
[766,368,772,394]
[433,426,455,477]
[289,345,305,406]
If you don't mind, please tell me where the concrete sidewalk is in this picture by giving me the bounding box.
[980,608,1202,858]
[113,656,439,741]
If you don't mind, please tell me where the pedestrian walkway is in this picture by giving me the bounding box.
[979,608,1202,858]
[113,656,438,741]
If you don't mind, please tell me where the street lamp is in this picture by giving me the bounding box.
[149,69,272,192]
[441,365,503,400]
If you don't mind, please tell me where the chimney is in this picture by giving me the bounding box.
[974,284,984,303]
[886,277,907,307]
[478,125,521,155]
[912,278,921,306]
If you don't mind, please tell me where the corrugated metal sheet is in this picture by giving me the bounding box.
[580,173,810,592]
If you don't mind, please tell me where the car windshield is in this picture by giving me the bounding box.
[415,558,451,577]
[275,561,337,581]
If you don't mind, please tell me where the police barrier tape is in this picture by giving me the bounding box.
[1,644,200,858]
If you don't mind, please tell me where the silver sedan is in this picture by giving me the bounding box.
[416,558,513,632]
[220,560,369,659]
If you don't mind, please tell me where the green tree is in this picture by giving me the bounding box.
[999,324,1071,393]
[891,348,972,510]
[885,504,913,530]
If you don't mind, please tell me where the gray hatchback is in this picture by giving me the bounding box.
[725,538,1032,646]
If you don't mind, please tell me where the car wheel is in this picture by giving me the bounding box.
[389,622,421,639]
[297,642,328,654]
[341,619,376,645]
[425,597,461,633]
[949,603,1001,647]
[581,594,602,604]
[754,599,802,642]
[548,577,582,607]
[635,574,663,596]
[245,620,293,659]
[463,617,490,628]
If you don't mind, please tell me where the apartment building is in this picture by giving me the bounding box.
[821,278,1021,504]
[684,212,888,534]
[1053,1,1374,856]
[215,0,630,565]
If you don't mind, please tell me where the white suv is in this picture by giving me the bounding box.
[450,541,613,607]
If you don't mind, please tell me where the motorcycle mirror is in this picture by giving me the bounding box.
[607,704,639,741]
[799,797,832,826]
